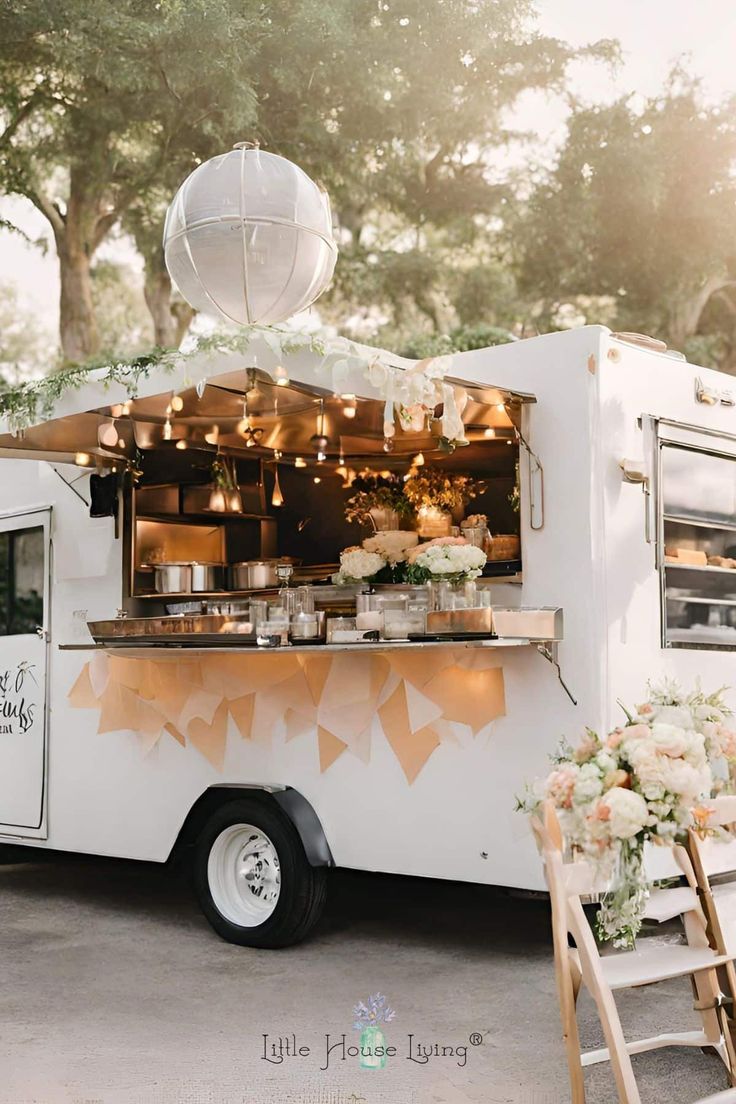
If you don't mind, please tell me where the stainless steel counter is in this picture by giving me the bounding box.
[60,637,533,654]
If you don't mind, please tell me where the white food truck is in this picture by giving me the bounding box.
[0,324,732,946]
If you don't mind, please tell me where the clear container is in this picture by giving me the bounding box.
[326,616,358,643]
[355,608,384,633]
[257,618,289,645]
[290,610,326,640]
[382,607,426,640]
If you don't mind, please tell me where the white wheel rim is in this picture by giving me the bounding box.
[207,823,281,927]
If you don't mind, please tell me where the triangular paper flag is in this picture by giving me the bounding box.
[164,722,186,747]
[378,683,441,782]
[68,664,98,708]
[301,655,333,705]
[404,679,444,733]
[187,700,229,771]
[229,694,255,740]
[318,725,347,772]
[422,665,505,734]
[285,708,315,743]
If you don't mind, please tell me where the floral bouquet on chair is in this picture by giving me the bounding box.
[518,680,736,948]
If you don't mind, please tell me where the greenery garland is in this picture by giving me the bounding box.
[0,326,327,434]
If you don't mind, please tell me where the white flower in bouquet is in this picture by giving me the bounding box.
[334,546,386,583]
[597,788,654,841]
[362,530,419,565]
[414,541,486,580]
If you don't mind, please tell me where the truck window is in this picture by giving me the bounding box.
[0,526,45,637]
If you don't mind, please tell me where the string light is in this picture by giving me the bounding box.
[341,394,357,419]
[275,365,289,387]
[176,440,188,450]
[484,427,496,439]
[313,476,321,484]
[75,452,91,466]
[294,457,307,468]
[170,394,184,412]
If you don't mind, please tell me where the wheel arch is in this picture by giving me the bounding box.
[169,784,334,868]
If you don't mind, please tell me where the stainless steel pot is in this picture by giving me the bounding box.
[228,560,278,589]
[152,562,193,594]
[190,562,224,592]
[151,561,223,594]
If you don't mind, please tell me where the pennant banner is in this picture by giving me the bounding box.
[68,648,506,784]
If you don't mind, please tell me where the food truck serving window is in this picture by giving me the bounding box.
[0,526,44,637]
[661,442,736,649]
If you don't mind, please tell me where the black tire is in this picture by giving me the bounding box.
[192,797,327,949]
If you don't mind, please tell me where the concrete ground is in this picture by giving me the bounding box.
[0,854,731,1104]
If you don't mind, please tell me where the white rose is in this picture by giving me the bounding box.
[600,788,652,840]
[650,705,696,729]
[339,547,386,581]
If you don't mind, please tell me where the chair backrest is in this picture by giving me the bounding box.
[688,796,736,956]
[531,803,643,1104]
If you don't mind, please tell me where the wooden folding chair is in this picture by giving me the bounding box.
[532,802,736,1104]
[685,797,736,1025]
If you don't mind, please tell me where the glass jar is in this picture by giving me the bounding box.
[382,606,426,640]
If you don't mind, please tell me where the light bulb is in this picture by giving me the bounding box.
[170,394,184,412]
[341,394,357,419]
[484,427,496,438]
[275,365,289,386]
[205,427,220,445]
[271,467,284,507]
[313,476,321,484]
[176,439,188,450]
[163,419,172,441]
[413,452,425,466]
[294,457,307,468]
[317,450,327,462]
[121,401,132,416]
[75,452,91,466]
[98,420,118,448]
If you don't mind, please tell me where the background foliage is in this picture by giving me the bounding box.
[1,2,736,375]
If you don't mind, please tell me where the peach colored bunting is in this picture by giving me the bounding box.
[300,654,333,705]
[378,683,440,782]
[68,664,98,709]
[229,694,255,741]
[68,647,506,783]
[187,700,229,770]
[318,726,348,772]
[421,665,505,734]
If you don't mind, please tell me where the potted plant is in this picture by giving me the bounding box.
[344,472,413,532]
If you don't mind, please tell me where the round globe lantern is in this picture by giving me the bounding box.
[163,145,338,325]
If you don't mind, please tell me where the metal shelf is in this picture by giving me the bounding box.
[136,512,271,524]
[666,593,736,608]
[664,513,736,534]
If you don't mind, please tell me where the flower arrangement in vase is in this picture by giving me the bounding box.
[403,469,483,536]
[344,471,413,531]
[518,680,736,948]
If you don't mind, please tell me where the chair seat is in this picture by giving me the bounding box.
[599,942,732,990]
[643,885,699,922]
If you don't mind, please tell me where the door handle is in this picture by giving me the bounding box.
[35,626,47,641]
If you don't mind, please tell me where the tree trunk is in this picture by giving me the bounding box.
[668,274,736,350]
[142,244,194,348]
[58,244,99,363]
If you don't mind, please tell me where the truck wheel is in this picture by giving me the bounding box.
[192,797,327,948]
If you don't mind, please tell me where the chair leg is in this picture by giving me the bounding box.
[553,946,586,1103]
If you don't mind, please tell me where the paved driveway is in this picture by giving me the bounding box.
[0,854,729,1103]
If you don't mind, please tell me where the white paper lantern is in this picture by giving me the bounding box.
[163,145,338,325]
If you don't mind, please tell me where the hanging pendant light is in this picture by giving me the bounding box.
[310,399,329,462]
[163,144,338,326]
[98,419,118,448]
[271,465,284,507]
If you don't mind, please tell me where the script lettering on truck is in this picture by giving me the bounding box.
[0,663,36,735]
